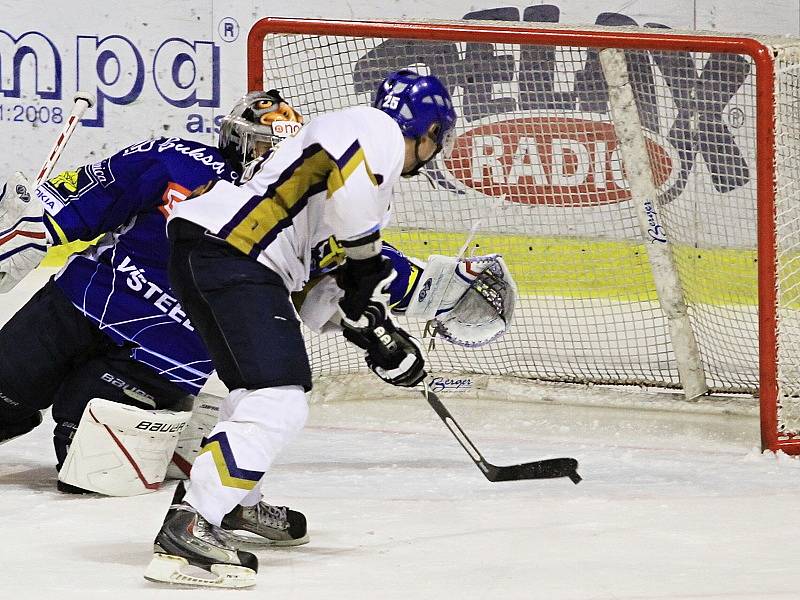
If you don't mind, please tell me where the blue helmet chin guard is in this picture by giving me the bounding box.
[373,70,457,175]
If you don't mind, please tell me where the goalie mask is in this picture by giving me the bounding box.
[218,90,303,173]
[406,254,517,347]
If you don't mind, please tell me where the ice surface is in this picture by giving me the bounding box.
[2,270,799,599]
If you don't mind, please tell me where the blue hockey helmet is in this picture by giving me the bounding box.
[374,70,457,164]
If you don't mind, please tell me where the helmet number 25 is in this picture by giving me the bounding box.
[381,95,400,110]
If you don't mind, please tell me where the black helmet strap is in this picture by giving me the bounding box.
[401,131,443,178]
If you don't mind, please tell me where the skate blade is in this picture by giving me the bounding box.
[143,553,256,588]
[225,529,310,547]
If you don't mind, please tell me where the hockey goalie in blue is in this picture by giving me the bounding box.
[42,138,238,395]
[0,91,302,468]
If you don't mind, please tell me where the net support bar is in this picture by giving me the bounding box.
[600,47,709,401]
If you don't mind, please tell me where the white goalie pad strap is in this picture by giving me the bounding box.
[58,398,191,496]
[165,392,222,480]
[424,255,517,347]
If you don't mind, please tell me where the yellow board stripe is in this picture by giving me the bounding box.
[40,228,766,308]
[382,229,761,307]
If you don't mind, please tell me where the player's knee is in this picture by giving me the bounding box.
[0,382,45,444]
[225,385,309,435]
[0,409,43,445]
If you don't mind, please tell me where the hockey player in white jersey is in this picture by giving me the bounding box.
[144,70,458,588]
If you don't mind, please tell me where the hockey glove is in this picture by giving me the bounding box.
[342,302,427,387]
[0,172,49,293]
[336,254,395,322]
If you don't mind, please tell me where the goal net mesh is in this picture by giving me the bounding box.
[251,21,800,438]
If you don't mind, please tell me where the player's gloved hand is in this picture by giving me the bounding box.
[0,172,49,293]
[336,254,395,322]
[341,302,427,387]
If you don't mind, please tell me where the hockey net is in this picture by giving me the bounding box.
[247,17,800,454]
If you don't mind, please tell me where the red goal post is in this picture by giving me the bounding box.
[247,17,800,454]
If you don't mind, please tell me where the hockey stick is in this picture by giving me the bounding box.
[423,381,582,483]
[34,91,96,186]
[418,200,579,483]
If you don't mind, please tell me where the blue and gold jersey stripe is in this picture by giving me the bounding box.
[44,213,70,245]
[219,140,379,259]
[328,140,378,196]
[390,261,421,310]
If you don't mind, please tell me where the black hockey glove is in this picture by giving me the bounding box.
[336,254,395,322]
[341,302,427,387]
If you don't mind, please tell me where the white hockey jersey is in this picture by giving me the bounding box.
[169,106,405,291]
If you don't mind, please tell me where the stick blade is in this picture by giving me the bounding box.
[486,457,581,483]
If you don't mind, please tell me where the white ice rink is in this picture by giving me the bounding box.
[2,271,800,599]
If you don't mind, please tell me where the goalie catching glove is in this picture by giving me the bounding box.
[0,172,50,293]
[341,302,426,387]
[405,254,517,347]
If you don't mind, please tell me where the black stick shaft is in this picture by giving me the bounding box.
[423,383,581,484]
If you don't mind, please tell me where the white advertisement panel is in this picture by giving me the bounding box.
[0,0,798,179]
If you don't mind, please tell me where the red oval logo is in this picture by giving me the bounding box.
[443,116,678,205]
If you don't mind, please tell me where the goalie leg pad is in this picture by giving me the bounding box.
[58,398,191,496]
[50,345,193,469]
[165,392,222,480]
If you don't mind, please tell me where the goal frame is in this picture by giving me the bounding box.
[246,17,784,453]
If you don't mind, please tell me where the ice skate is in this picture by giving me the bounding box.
[144,500,257,588]
[221,501,309,546]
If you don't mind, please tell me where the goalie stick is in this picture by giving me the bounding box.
[423,382,582,484]
[35,91,96,186]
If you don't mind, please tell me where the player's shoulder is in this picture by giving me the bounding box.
[136,136,236,180]
[305,106,404,168]
[310,106,398,134]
